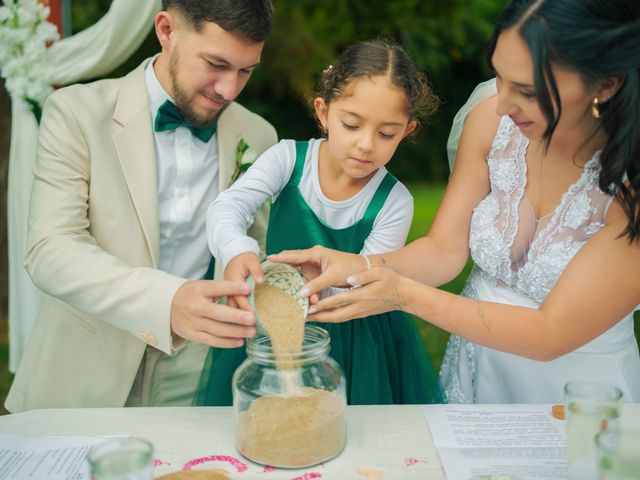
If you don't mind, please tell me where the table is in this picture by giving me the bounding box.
[0,405,442,479]
[0,404,638,479]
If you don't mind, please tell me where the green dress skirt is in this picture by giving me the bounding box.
[194,141,442,405]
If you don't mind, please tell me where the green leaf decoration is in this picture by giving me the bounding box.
[25,97,42,124]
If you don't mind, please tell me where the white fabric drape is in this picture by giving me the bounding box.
[7,0,161,372]
[446,78,497,172]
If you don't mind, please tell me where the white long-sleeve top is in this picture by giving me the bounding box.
[207,138,414,270]
[145,59,218,280]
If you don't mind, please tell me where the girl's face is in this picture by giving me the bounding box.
[491,27,604,142]
[314,75,416,181]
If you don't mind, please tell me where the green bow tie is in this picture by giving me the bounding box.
[154,100,217,143]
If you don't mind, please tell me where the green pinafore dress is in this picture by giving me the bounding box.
[194,141,442,405]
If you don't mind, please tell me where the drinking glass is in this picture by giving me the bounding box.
[88,437,154,480]
[596,429,640,480]
[564,381,622,480]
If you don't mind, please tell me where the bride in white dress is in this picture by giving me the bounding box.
[270,0,640,404]
[438,81,639,403]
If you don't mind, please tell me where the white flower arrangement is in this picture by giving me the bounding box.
[0,0,60,116]
[228,138,259,186]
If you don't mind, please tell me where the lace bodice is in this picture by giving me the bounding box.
[466,115,613,303]
[440,115,622,404]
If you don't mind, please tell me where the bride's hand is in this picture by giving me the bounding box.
[305,267,414,323]
[269,246,367,296]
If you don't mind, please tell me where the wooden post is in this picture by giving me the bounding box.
[41,0,72,38]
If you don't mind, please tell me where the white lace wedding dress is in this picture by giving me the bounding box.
[440,115,640,404]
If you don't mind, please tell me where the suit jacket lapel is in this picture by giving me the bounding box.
[112,60,160,267]
[217,104,242,192]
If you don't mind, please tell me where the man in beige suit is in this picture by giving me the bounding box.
[6,0,277,412]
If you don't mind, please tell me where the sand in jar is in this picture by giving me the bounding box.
[237,281,346,467]
[236,386,345,468]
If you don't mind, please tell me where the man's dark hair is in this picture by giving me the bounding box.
[162,0,274,42]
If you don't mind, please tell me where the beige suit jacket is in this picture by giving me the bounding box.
[6,60,277,412]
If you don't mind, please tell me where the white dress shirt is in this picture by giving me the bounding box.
[145,60,219,280]
[207,138,414,270]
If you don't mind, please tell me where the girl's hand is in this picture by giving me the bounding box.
[269,246,368,297]
[305,267,413,323]
[224,252,264,310]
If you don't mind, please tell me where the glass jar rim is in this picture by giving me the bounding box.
[88,437,154,469]
[564,380,623,401]
[246,324,330,366]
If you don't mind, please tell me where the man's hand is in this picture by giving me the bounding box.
[170,280,256,348]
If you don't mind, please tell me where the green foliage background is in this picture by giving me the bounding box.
[74,0,507,182]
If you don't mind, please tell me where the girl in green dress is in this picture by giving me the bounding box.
[195,40,443,406]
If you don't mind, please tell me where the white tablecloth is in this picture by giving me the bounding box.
[0,405,443,479]
[0,404,638,479]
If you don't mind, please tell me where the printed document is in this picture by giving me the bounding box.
[424,404,566,480]
[0,433,125,480]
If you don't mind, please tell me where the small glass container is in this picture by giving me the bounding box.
[233,325,347,468]
[88,437,154,480]
[565,381,622,480]
[595,429,640,480]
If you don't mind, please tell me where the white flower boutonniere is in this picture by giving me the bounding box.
[228,138,258,187]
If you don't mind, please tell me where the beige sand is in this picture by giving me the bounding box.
[254,283,305,358]
[236,387,346,468]
[244,283,345,467]
[156,469,231,480]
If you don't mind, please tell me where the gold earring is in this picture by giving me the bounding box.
[591,97,601,119]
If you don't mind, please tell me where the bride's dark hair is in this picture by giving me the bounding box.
[486,0,640,241]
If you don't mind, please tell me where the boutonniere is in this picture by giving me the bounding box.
[228,138,258,187]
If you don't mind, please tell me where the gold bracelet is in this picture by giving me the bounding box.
[360,254,373,269]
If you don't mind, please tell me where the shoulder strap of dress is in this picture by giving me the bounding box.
[291,141,310,185]
[361,172,397,223]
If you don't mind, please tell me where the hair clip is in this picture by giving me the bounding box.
[323,64,333,74]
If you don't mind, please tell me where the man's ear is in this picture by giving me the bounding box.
[155,11,177,50]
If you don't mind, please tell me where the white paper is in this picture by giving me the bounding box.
[0,433,126,480]
[424,404,567,480]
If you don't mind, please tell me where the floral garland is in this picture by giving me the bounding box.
[0,0,59,118]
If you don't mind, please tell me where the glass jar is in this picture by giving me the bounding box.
[233,325,347,468]
[88,437,154,480]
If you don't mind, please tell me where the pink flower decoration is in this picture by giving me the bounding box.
[182,455,248,472]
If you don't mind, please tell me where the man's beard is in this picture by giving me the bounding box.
[168,50,229,129]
